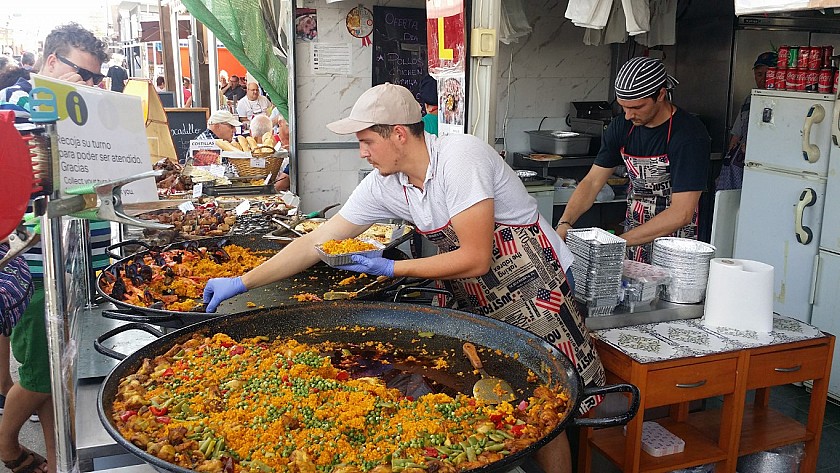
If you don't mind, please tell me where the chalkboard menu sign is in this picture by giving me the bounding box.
[165,108,208,163]
[372,6,428,101]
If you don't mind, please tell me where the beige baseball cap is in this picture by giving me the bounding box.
[208,110,242,126]
[327,83,422,134]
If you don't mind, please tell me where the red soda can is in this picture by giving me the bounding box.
[823,46,834,68]
[778,46,790,69]
[765,67,777,89]
[834,69,839,94]
[805,70,819,91]
[798,46,811,69]
[786,68,798,90]
[819,68,833,93]
[788,46,800,69]
[775,69,787,90]
[808,47,822,70]
[796,68,807,91]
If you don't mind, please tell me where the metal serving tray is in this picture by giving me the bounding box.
[525,130,594,155]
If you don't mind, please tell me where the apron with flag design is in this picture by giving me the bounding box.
[420,220,605,413]
[621,110,698,263]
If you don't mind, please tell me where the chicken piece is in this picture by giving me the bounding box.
[196,459,223,472]
[289,450,317,473]
[167,426,188,444]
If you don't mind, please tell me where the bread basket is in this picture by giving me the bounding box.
[227,145,284,178]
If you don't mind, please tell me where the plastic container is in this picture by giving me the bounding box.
[622,421,685,457]
[620,260,671,312]
[315,240,384,267]
[525,130,594,155]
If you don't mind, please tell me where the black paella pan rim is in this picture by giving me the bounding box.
[97,301,637,473]
[95,235,413,323]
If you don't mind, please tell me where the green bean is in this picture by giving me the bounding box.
[466,446,477,462]
[452,452,467,464]
[203,439,217,458]
[496,429,514,439]
[486,443,506,452]
[488,433,505,442]
[435,446,452,455]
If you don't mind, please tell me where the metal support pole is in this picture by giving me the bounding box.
[171,7,183,107]
[78,219,96,308]
[41,125,77,473]
[207,28,219,111]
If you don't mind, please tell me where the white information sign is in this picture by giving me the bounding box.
[32,74,158,203]
[312,43,353,75]
[178,201,196,213]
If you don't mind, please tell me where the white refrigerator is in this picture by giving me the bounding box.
[810,102,840,398]
[733,89,835,323]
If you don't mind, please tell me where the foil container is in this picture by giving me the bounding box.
[652,237,716,304]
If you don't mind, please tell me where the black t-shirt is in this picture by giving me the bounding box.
[594,106,711,193]
[107,66,128,92]
[224,85,246,102]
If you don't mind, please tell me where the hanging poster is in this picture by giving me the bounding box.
[426,0,466,74]
[372,6,428,99]
[296,8,318,42]
[32,74,158,203]
[437,73,466,135]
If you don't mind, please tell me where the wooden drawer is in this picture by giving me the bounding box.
[645,358,737,408]
[746,345,829,389]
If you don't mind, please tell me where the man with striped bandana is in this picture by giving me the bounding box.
[557,56,711,263]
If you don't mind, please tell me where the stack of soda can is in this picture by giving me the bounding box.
[767,45,837,94]
[566,227,626,317]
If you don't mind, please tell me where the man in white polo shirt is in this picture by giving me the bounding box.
[203,83,604,473]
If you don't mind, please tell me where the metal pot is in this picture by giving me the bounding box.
[97,235,417,328]
[96,301,639,473]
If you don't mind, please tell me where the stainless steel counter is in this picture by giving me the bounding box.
[584,299,705,330]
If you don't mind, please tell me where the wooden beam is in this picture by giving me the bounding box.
[159,3,177,95]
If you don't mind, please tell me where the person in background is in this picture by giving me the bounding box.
[219,70,228,89]
[203,84,603,473]
[557,56,710,263]
[19,53,34,72]
[195,109,241,142]
[717,51,777,191]
[0,243,35,473]
[249,113,273,144]
[272,115,291,192]
[155,75,165,92]
[236,81,272,120]
[0,22,109,473]
[182,77,193,107]
[222,74,246,104]
[419,75,438,135]
[106,60,128,93]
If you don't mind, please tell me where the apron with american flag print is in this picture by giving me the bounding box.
[621,110,698,263]
[419,220,605,413]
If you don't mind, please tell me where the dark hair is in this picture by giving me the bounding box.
[0,66,30,90]
[156,76,165,87]
[645,83,667,101]
[183,77,191,85]
[0,57,8,71]
[21,52,35,66]
[370,122,425,138]
[42,23,109,67]
[230,75,239,81]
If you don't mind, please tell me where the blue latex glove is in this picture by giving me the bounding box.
[336,255,395,277]
[203,277,247,312]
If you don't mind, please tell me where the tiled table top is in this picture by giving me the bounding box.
[593,315,826,363]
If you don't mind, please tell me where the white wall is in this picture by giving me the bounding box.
[495,0,612,155]
[294,0,425,215]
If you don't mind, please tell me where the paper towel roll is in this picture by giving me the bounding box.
[703,258,774,332]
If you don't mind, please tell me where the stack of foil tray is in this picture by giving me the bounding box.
[566,228,626,316]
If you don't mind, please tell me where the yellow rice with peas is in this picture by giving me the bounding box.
[111,333,571,473]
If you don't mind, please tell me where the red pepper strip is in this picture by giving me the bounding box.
[149,406,168,416]
[155,415,171,424]
[424,447,438,458]
[119,410,137,422]
[511,424,526,437]
[336,371,349,381]
[220,340,234,348]
[161,368,174,377]
[229,345,245,356]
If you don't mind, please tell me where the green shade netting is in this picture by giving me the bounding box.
[182,0,289,118]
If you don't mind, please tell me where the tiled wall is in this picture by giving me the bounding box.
[294,0,424,214]
[495,0,612,155]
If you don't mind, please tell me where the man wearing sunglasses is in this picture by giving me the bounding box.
[0,22,108,473]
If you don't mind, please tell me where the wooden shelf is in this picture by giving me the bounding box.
[690,406,812,456]
[590,418,728,473]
